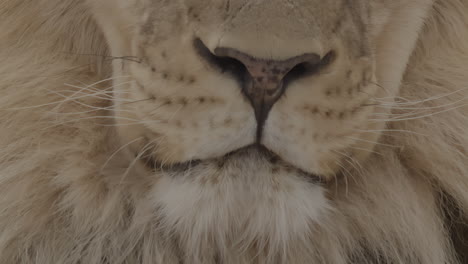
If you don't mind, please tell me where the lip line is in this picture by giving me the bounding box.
[138,144,326,184]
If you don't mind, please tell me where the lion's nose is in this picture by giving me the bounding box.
[194,39,334,130]
[213,47,324,125]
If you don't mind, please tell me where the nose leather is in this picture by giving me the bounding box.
[242,59,293,125]
[214,48,320,129]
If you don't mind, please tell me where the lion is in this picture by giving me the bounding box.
[0,0,467,263]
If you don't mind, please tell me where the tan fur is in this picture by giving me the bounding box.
[0,0,467,263]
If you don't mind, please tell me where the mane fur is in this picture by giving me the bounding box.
[0,0,467,263]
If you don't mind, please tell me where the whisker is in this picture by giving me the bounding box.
[100,137,144,173]
[120,139,158,186]
[347,146,383,157]
[371,87,467,106]
[63,75,132,96]
[345,136,398,148]
[372,96,468,110]
[41,115,151,130]
[369,81,391,96]
[121,98,155,106]
[333,150,364,172]
[368,103,468,122]
[4,80,134,111]
[61,52,143,64]
[333,160,352,196]
[48,107,136,116]
[354,128,428,137]
[62,80,135,100]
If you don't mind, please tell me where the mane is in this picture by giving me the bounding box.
[0,0,467,263]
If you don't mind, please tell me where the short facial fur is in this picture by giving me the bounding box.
[0,0,467,263]
[90,0,432,177]
[87,1,435,260]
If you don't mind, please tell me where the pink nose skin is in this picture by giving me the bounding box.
[214,47,321,129]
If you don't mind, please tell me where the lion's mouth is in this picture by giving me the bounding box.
[138,144,325,184]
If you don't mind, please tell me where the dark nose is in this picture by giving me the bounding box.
[193,39,333,132]
[213,48,322,125]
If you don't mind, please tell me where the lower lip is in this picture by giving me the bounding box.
[139,144,325,184]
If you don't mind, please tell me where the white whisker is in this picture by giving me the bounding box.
[345,136,398,148]
[369,103,468,122]
[100,137,144,173]
[371,87,467,106]
[354,129,428,137]
[120,139,158,186]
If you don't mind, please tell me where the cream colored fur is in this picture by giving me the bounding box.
[0,0,467,263]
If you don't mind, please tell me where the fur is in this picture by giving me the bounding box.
[0,0,467,263]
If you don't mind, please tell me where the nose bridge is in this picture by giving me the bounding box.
[216,0,325,60]
[226,0,308,29]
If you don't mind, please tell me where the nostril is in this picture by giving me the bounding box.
[193,38,247,81]
[284,50,337,83]
[215,56,247,77]
[194,37,338,134]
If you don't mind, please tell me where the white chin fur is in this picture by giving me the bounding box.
[148,152,329,262]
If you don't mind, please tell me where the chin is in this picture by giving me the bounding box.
[138,141,330,263]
